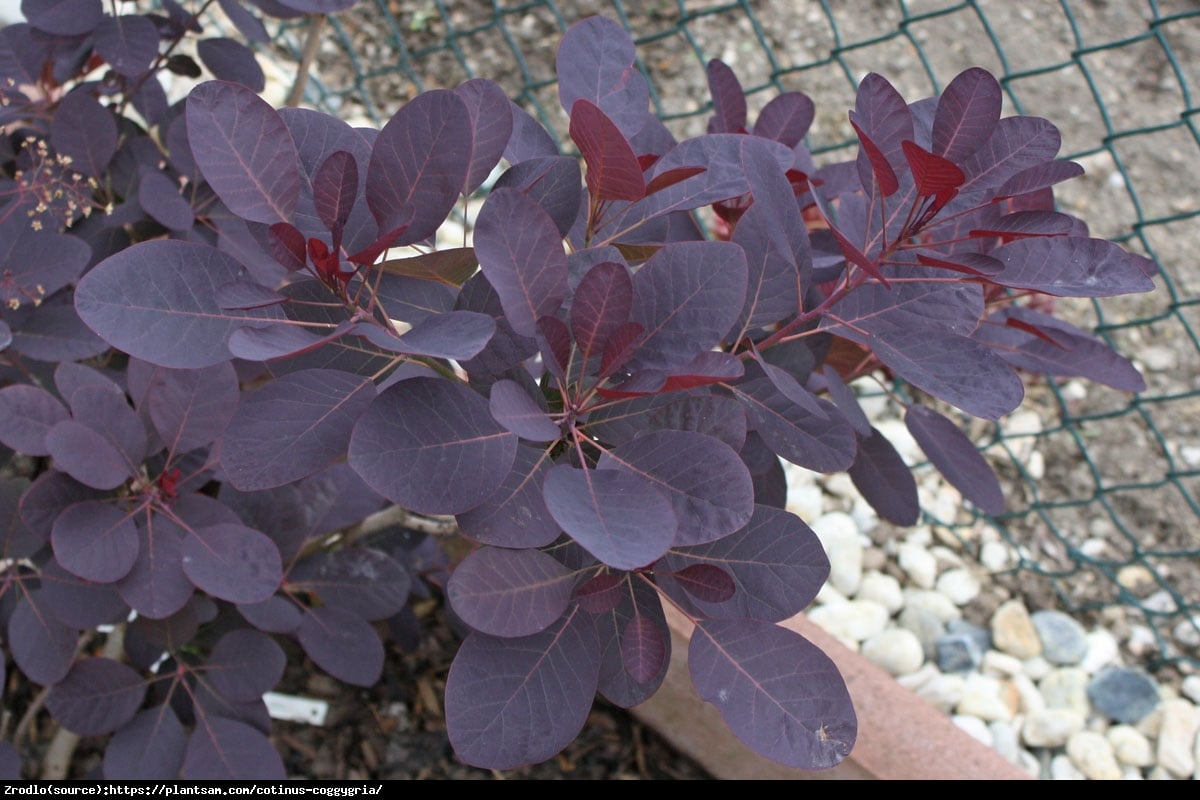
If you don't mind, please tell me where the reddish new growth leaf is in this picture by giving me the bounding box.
[570,99,646,201]
[901,139,965,210]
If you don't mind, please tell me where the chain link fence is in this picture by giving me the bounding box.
[265,0,1200,671]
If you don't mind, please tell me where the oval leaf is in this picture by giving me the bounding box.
[448,547,574,638]
[182,717,285,780]
[76,240,285,369]
[103,706,187,780]
[181,524,282,604]
[904,405,1004,516]
[445,611,600,770]
[45,658,146,736]
[847,427,920,526]
[543,464,675,571]
[690,619,856,770]
[51,500,138,584]
[206,629,287,703]
[221,369,376,491]
[488,379,560,442]
[296,605,383,687]
[0,385,68,456]
[349,378,517,515]
[186,80,298,223]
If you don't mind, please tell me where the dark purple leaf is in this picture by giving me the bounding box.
[448,546,574,638]
[446,610,601,770]
[0,223,90,310]
[613,135,792,232]
[220,369,375,491]
[543,464,675,570]
[705,59,746,134]
[117,513,192,620]
[641,393,748,451]
[995,160,1084,199]
[8,303,109,363]
[731,375,856,473]
[182,717,285,780]
[0,742,15,779]
[358,311,496,362]
[313,149,358,235]
[45,421,134,490]
[8,594,77,685]
[0,385,68,456]
[219,0,270,43]
[848,427,919,525]
[601,430,753,547]
[181,524,282,604]
[823,280,983,346]
[296,605,383,687]
[19,471,105,542]
[226,321,352,362]
[690,619,856,770]
[103,706,187,780]
[95,14,160,77]
[288,547,410,621]
[960,116,1062,194]
[35,559,126,629]
[754,92,815,148]
[186,81,298,224]
[55,362,121,403]
[912,250,1003,277]
[349,377,517,515]
[869,329,1024,420]
[76,240,286,368]
[456,444,560,549]
[165,53,202,78]
[732,149,809,333]
[990,237,1156,297]
[237,595,301,634]
[905,405,1005,516]
[820,368,872,436]
[503,101,559,164]
[474,187,569,338]
[1,478,41,558]
[970,210,1077,239]
[488,379,560,442]
[849,73,913,186]
[932,67,1002,162]
[664,566,734,609]
[662,504,829,622]
[206,629,286,703]
[366,89,470,242]
[23,0,103,35]
[599,320,643,378]
[571,99,646,201]
[69,384,147,468]
[492,155,582,237]
[974,305,1144,392]
[574,572,623,614]
[49,90,117,178]
[455,78,513,195]
[51,500,138,584]
[196,38,265,92]
[593,575,668,707]
[628,241,747,372]
[620,615,666,684]
[135,361,239,454]
[45,658,146,736]
[556,16,649,139]
[138,170,195,232]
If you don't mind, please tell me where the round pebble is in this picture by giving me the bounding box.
[861,628,925,676]
[1088,667,1162,724]
[992,600,1043,659]
[1032,609,1089,665]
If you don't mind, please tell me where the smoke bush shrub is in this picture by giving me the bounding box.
[0,8,1154,778]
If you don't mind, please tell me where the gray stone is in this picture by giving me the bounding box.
[1088,667,1162,724]
[1031,609,1089,665]
[935,632,984,673]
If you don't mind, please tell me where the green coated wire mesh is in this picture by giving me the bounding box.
[264,0,1200,671]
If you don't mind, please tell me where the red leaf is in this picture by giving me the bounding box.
[901,139,965,198]
[672,563,735,603]
[850,120,899,197]
[644,166,706,196]
[569,99,646,201]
